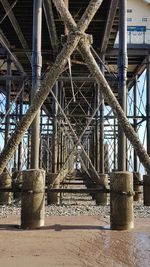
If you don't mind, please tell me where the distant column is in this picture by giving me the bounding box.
[118,0,128,171]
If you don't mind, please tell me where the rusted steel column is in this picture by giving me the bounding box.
[104,143,109,173]
[95,173,108,205]
[18,88,23,171]
[147,55,150,157]
[52,83,58,173]
[47,135,50,172]
[110,171,134,230]
[118,0,128,171]
[5,55,11,145]
[134,76,138,172]
[90,129,94,166]
[113,118,117,170]
[27,130,31,169]
[133,172,142,202]
[31,0,42,169]
[0,172,12,204]
[143,58,150,205]
[21,169,45,229]
[99,55,105,173]
[95,84,99,171]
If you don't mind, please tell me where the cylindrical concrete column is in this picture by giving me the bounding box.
[110,171,134,230]
[47,173,60,205]
[95,174,108,205]
[21,169,45,229]
[133,172,142,202]
[143,175,150,206]
[0,172,12,205]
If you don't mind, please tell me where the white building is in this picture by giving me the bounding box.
[116,0,150,44]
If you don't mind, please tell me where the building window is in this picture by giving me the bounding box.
[127,18,132,22]
[127,9,132,13]
[142,18,147,22]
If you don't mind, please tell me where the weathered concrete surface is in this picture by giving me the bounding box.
[110,171,134,230]
[0,215,150,267]
[0,172,12,205]
[21,169,45,229]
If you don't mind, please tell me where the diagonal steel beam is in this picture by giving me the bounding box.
[0,0,103,174]
[53,0,150,173]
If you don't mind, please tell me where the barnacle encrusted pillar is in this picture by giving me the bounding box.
[21,169,45,229]
[110,171,134,230]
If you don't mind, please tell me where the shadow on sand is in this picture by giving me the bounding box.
[0,223,110,231]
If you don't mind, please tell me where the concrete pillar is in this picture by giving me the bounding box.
[21,169,45,229]
[110,171,134,230]
[47,173,60,205]
[95,173,108,205]
[0,172,12,205]
[133,172,142,202]
[143,175,150,206]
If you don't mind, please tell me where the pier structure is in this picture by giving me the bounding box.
[0,0,150,229]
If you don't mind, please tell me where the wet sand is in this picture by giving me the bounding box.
[0,215,150,267]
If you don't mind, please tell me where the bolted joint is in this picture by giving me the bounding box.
[82,34,93,45]
[61,32,93,46]
[118,53,128,69]
[32,53,42,68]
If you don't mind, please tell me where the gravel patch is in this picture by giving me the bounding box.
[0,194,150,219]
[0,203,21,218]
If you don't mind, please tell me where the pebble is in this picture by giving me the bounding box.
[0,195,150,218]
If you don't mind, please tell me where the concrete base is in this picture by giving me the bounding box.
[143,175,150,206]
[0,172,12,205]
[47,173,60,205]
[110,171,134,230]
[133,172,142,202]
[95,174,108,206]
[21,169,45,229]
